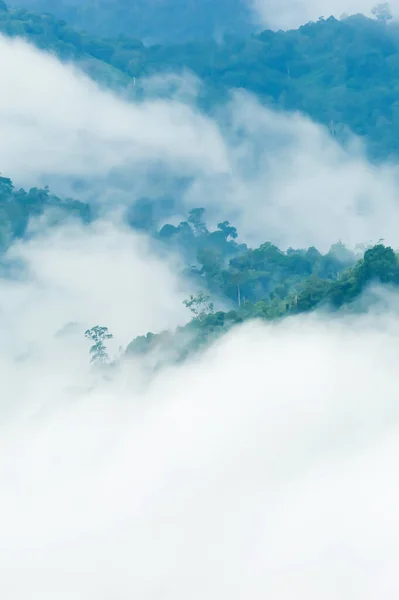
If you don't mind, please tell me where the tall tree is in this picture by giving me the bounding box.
[183,292,214,321]
[85,325,113,365]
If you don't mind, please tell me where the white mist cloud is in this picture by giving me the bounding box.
[185,93,399,251]
[1,13,399,600]
[1,34,399,251]
[1,280,399,598]
[251,0,399,29]
[140,70,202,104]
[0,35,228,184]
[0,219,189,359]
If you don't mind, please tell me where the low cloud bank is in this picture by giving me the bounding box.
[1,252,399,598]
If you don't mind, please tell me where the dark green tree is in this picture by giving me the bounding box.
[183,292,214,321]
[85,325,113,365]
[188,208,208,236]
[217,220,238,241]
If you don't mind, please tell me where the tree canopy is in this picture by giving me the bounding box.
[0,4,399,368]
[9,0,257,42]
[2,5,399,157]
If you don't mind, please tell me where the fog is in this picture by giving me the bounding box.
[5,219,190,341]
[1,239,399,597]
[1,35,399,250]
[0,36,228,182]
[188,93,399,251]
[1,21,399,598]
[252,0,399,29]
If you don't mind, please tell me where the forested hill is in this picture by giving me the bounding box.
[3,169,399,371]
[126,241,399,369]
[0,3,399,157]
[0,175,92,253]
[8,0,257,42]
[1,1,399,366]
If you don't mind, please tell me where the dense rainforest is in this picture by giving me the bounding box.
[9,0,258,42]
[1,3,399,157]
[0,0,398,366]
[0,175,91,252]
[1,171,397,367]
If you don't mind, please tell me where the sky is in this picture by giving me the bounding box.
[252,0,399,29]
[1,25,399,599]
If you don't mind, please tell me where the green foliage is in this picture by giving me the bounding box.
[157,207,246,271]
[127,242,399,367]
[1,6,398,369]
[183,292,214,320]
[156,208,356,308]
[85,325,113,365]
[4,6,399,156]
[10,0,256,42]
[0,175,92,253]
[187,208,208,236]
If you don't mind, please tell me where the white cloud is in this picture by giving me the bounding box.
[0,35,228,184]
[1,282,399,598]
[1,32,399,594]
[1,34,399,251]
[185,93,399,251]
[0,219,189,357]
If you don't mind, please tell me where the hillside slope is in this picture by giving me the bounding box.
[1,3,399,157]
[8,0,258,42]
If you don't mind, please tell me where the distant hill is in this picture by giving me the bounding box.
[1,3,399,159]
[8,0,258,42]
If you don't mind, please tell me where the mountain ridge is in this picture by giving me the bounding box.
[0,3,398,158]
[8,0,259,42]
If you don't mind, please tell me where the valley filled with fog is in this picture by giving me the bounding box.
[1,0,399,597]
